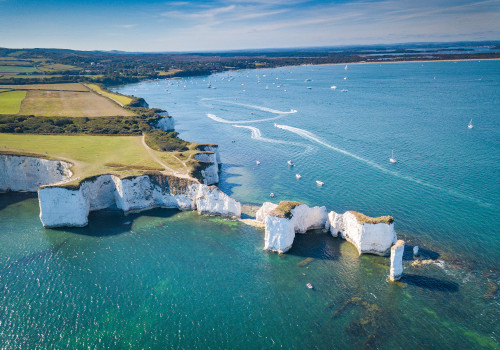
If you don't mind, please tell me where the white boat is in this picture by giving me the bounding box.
[468,119,474,129]
[305,78,312,82]
[341,89,348,92]
[389,150,397,163]
[344,77,347,80]
[307,87,312,89]
[287,160,296,166]
[256,161,261,165]
[307,283,313,289]
[296,174,301,179]
[316,181,324,186]
[330,85,337,90]
[345,64,348,70]
[270,193,275,198]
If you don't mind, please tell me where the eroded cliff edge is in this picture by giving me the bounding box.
[0,154,240,228]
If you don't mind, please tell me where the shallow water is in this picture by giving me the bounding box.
[1,61,499,349]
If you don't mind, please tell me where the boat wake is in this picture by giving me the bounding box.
[275,123,493,208]
[202,98,297,115]
[232,125,314,152]
[206,113,281,124]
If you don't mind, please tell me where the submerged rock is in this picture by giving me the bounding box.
[390,240,405,282]
[326,210,397,255]
[413,245,420,257]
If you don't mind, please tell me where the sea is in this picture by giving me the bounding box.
[1,60,499,349]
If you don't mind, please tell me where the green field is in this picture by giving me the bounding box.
[0,90,27,114]
[0,83,89,91]
[0,134,199,185]
[86,84,134,106]
[0,65,38,73]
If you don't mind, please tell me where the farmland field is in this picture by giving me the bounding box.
[17,89,135,117]
[86,83,134,106]
[0,83,90,91]
[0,90,26,114]
[0,65,38,73]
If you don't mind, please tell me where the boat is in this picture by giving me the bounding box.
[256,161,261,165]
[330,85,337,90]
[341,89,348,92]
[344,77,347,80]
[468,119,474,129]
[389,150,397,163]
[316,181,324,186]
[270,193,275,198]
[296,174,301,179]
[305,78,312,82]
[307,87,312,89]
[287,160,296,166]
[307,283,313,289]
[345,64,348,70]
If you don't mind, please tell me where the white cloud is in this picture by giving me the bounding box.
[117,24,137,28]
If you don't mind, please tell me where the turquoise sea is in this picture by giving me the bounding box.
[1,61,499,349]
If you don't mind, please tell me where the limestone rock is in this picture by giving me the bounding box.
[390,240,405,281]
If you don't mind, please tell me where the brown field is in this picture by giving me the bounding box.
[0,83,89,91]
[18,90,136,117]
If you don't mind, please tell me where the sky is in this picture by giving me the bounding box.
[1,0,499,52]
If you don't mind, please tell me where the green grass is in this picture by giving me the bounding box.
[0,65,38,73]
[0,134,199,186]
[0,90,26,114]
[86,83,133,106]
[270,201,304,219]
[349,211,394,224]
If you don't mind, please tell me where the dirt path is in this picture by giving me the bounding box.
[141,134,192,179]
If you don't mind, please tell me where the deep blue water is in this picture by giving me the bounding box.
[0,61,499,349]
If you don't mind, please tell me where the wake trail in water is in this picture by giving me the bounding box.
[232,125,314,152]
[206,113,281,124]
[202,98,297,114]
[275,123,493,209]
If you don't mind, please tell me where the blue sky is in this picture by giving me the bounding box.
[1,0,499,52]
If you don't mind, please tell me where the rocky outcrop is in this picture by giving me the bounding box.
[390,240,405,281]
[193,152,219,185]
[0,154,72,192]
[38,174,241,228]
[197,145,221,168]
[264,202,328,253]
[326,211,397,255]
[256,202,278,222]
[154,115,175,131]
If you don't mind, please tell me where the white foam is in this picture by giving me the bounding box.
[202,98,297,115]
[206,113,281,124]
[275,123,493,208]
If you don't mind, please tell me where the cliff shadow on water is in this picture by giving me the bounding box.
[50,207,180,237]
[287,229,340,261]
[0,192,38,211]
[217,163,243,196]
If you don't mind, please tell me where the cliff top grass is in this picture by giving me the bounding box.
[85,83,134,106]
[270,201,304,219]
[0,83,135,117]
[0,133,201,187]
[349,211,394,225]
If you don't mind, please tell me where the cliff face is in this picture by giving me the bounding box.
[39,174,241,228]
[326,211,397,255]
[264,204,328,253]
[155,116,175,132]
[256,202,278,222]
[0,154,72,192]
[193,152,219,185]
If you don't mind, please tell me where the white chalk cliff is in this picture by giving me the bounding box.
[0,154,72,192]
[39,174,241,227]
[1,154,240,228]
[264,203,328,253]
[193,152,219,185]
[326,211,397,255]
[255,202,278,223]
[390,240,405,281]
[154,115,175,132]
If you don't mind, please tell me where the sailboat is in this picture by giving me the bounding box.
[468,119,474,129]
[389,150,397,163]
[345,64,348,70]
